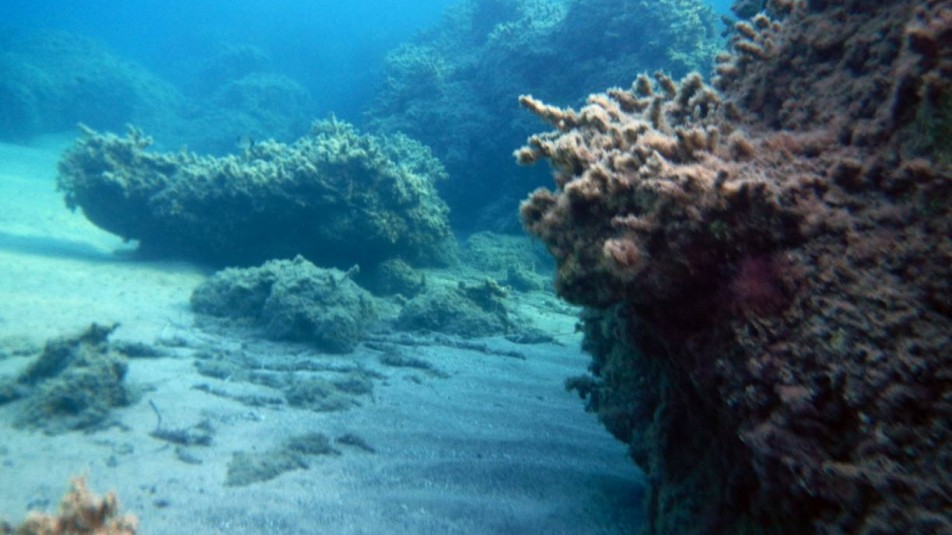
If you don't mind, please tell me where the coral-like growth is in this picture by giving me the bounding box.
[56,118,455,268]
[520,1,952,533]
[518,71,801,309]
[368,0,723,230]
[0,324,133,433]
[1,478,137,535]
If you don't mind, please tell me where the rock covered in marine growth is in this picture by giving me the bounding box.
[56,118,455,268]
[396,279,512,337]
[0,31,180,142]
[191,256,377,353]
[0,323,133,433]
[517,0,951,533]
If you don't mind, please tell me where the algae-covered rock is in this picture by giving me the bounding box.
[57,118,455,268]
[360,258,427,298]
[225,450,308,487]
[461,231,552,275]
[188,264,279,321]
[0,324,134,433]
[284,377,362,412]
[191,256,377,353]
[397,279,511,337]
[503,265,544,292]
[519,1,952,532]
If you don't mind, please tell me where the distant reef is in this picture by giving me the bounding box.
[518,0,951,533]
[191,256,377,354]
[366,0,723,232]
[0,32,312,154]
[0,31,182,141]
[173,44,314,155]
[57,119,455,268]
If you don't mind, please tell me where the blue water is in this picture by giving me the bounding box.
[710,0,733,14]
[0,0,456,122]
[1,0,729,128]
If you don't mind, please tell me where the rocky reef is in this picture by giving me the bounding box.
[57,118,455,268]
[397,279,513,337]
[367,0,723,231]
[517,0,951,533]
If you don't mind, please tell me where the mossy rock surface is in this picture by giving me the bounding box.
[360,258,427,298]
[0,323,134,433]
[396,280,511,337]
[192,256,377,353]
[57,118,456,268]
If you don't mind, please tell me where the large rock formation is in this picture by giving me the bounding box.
[57,118,455,268]
[517,0,951,533]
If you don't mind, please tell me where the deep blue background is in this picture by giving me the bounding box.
[0,0,457,121]
[0,0,735,123]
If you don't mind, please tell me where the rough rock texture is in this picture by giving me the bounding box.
[397,279,513,337]
[0,324,133,434]
[359,258,427,298]
[57,118,455,268]
[191,256,377,354]
[367,0,723,231]
[518,1,951,533]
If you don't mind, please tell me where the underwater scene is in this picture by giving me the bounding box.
[0,0,948,534]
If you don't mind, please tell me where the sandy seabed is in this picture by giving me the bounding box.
[0,137,643,534]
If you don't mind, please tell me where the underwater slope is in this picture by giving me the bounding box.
[517,0,951,533]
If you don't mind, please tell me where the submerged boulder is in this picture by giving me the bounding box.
[191,256,377,353]
[57,118,455,269]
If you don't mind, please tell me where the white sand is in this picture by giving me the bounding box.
[0,138,643,534]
